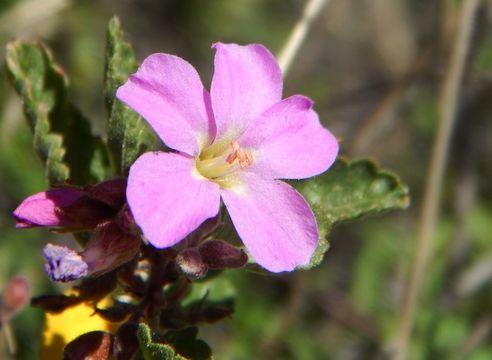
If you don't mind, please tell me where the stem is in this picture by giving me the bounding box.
[277,0,330,76]
[391,1,481,359]
[0,0,69,33]
[2,324,16,356]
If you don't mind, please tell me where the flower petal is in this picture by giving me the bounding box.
[127,152,220,248]
[116,54,215,156]
[43,244,88,282]
[239,95,339,179]
[211,43,282,139]
[221,174,318,272]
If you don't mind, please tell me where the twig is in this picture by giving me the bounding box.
[390,1,482,359]
[452,316,492,360]
[0,0,69,34]
[277,0,330,76]
[1,324,16,357]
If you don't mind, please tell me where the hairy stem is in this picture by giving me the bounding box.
[390,1,482,359]
[277,0,330,76]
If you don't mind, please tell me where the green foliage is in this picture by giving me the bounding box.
[104,16,155,175]
[298,158,410,225]
[137,323,212,360]
[137,323,181,360]
[163,328,212,360]
[182,275,236,306]
[297,157,410,269]
[350,224,407,318]
[5,41,110,185]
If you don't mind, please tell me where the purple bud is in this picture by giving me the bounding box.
[199,240,248,269]
[175,248,208,280]
[14,188,83,228]
[43,244,88,282]
[13,187,115,230]
[81,220,141,277]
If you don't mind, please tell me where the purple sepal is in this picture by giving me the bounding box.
[43,244,88,282]
[81,220,140,277]
[85,178,127,210]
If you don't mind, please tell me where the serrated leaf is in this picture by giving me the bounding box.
[298,158,409,224]
[5,40,110,185]
[137,323,183,360]
[104,16,155,175]
[296,157,409,269]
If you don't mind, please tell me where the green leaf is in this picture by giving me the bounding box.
[298,158,410,224]
[182,276,236,307]
[296,157,410,269]
[163,327,213,360]
[5,40,110,185]
[245,158,409,272]
[137,323,212,360]
[137,323,183,360]
[104,16,156,175]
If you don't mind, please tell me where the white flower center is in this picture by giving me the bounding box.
[196,140,253,186]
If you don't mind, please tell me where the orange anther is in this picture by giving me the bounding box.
[226,142,253,168]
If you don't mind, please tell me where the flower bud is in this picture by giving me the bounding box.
[43,244,89,282]
[43,220,140,282]
[175,248,208,280]
[13,187,115,230]
[82,220,141,277]
[63,331,113,360]
[198,240,248,269]
[0,276,30,325]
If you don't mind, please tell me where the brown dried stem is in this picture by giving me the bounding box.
[277,0,331,77]
[390,1,482,359]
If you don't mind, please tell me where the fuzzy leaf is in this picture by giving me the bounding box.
[296,157,410,269]
[163,328,213,360]
[5,40,110,185]
[104,16,155,175]
[298,158,410,224]
[137,323,183,360]
[136,323,212,360]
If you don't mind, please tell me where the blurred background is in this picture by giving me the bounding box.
[1,0,492,359]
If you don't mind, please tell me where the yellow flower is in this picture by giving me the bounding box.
[40,294,122,359]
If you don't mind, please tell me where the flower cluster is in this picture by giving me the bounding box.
[13,178,140,281]
[12,41,339,359]
[14,42,339,277]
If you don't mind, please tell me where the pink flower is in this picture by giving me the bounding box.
[117,43,338,272]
